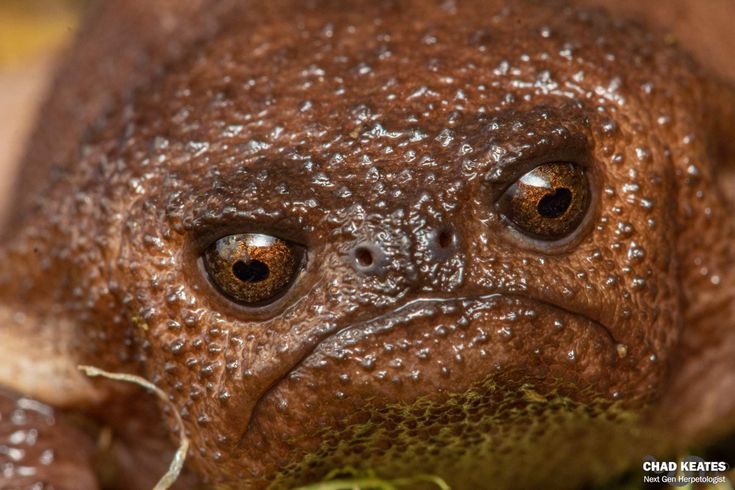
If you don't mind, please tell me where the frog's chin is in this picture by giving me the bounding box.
[225,292,643,477]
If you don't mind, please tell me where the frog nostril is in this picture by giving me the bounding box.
[355,248,374,267]
[437,229,454,249]
[350,242,386,274]
[430,226,457,258]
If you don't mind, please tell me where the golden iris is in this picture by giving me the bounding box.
[498,163,590,241]
[203,233,303,305]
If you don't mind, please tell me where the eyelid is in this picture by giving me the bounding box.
[473,106,594,200]
[484,145,591,201]
[187,219,311,253]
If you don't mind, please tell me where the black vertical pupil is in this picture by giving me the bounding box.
[537,187,573,218]
[232,260,270,283]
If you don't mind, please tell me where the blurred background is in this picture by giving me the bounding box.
[0,0,86,220]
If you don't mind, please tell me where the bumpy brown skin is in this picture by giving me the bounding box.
[1,1,735,489]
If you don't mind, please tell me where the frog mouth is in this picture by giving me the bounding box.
[238,292,623,451]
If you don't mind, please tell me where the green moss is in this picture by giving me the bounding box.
[293,467,449,490]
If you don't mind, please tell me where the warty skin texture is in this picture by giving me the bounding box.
[1,0,735,488]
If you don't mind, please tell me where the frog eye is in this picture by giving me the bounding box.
[202,233,304,306]
[497,162,591,241]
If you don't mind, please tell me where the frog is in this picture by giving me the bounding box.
[1,0,734,488]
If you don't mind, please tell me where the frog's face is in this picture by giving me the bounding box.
[2,0,734,487]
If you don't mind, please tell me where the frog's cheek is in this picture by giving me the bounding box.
[656,78,735,443]
[230,293,646,474]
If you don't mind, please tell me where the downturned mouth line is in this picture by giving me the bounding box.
[300,292,616,356]
[238,292,614,446]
